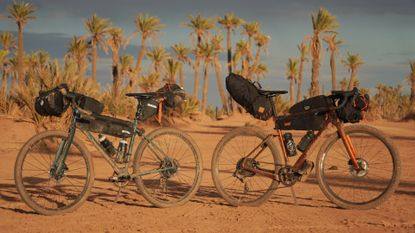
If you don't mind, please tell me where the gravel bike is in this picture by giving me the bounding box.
[211,88,401,209]
[14,87,203,215]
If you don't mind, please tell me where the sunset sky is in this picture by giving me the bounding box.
[1,0,414,106]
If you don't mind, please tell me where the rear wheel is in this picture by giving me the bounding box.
[14,131,94,215]
[211,127,281,206]
[316,125,401,209]
[133,127,203,207]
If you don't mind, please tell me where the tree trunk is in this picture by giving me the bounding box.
[330,52,337,90]
[2,68,8,97]
[112,48,120,99]
[91,40,97,82]
[135,35,146,75]
[17,23,24,84]
[214,57,228,113]
[247,36,252,63]
[297,59,304,102]
[247,46,261,79]
[289,77,295,106]
[241,56,248,78]
[179,62,184,88]
[411,75,415,112]
[310,34,321,97]
[226,29,232,74]
[348,68,356,90]
[201,62,209,113]
[193,35,202,99]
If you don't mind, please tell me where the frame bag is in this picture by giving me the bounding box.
[226,73,273,121]
[276,95,333,130]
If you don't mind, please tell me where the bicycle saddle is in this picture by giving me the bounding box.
[258,90,288,97]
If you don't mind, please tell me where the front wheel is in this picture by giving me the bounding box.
[133,127,203,207]
[14,131,94,215]
[316,125,401,209]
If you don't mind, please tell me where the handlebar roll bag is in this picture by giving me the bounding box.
[35,84,70,117]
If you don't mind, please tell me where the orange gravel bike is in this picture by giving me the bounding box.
[212,88,401,209]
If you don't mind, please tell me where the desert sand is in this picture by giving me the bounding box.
[0,115,414,233]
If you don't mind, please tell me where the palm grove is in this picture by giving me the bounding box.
[0,2,414,126]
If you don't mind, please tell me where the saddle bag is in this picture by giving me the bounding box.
[35,84,70,117]
[226,73,273,121]
[336,93,369,123]
[77,114,134,138]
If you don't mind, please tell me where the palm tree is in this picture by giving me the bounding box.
[342,52,364,90]
[297,40,309,102]
[138,73,159,92]
[233,40,249,77]
[217,13,244,73]
[183,14,215,99]
[286,58,299,106]
[248,33,270,79]
[323,33,343,91]
[253,63,268,81]
[199,42,215,113]
[0,32,16,95]
[171,43,191,87]
[7,1,35,83]
[0,50,9,96]
[119,54,135,87]
[407,61,415,112]
[133,13,164,76]
[242,21,260,63]
[165,58,180,83]
[210,35,228,112]
[339,78,348,91]
[310,8,338,96]
[107,27,124,98]
[85,14,111,82]
[66,36,88,80]
[146,46,170,75]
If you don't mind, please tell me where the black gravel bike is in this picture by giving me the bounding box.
[14,88,203,215]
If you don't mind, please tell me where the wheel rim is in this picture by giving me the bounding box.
[321,130,396,205]
[19,135,90,212]
[137,132,199,204]
[215,133,278,204]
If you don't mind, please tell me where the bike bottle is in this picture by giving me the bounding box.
[98,134,116,157]
[297,131,315,152]
[283,133,297,157]
[115,139,128,163]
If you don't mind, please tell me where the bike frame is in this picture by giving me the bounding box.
[240,101,360,180]
[50,103,174,180]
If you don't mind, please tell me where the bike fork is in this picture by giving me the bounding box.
[336,124,359,169]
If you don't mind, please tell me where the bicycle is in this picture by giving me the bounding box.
[211,88,401,209]
[14,86,203,215]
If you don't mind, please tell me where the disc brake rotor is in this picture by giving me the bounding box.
[348,158,369,177]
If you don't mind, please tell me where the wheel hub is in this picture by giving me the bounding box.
[159,157,179,178]
[348,158,369,177]
[234,158,257,179]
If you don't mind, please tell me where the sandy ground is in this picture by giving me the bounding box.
[0,114,414,233]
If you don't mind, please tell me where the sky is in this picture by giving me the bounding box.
[1,0,414,107]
